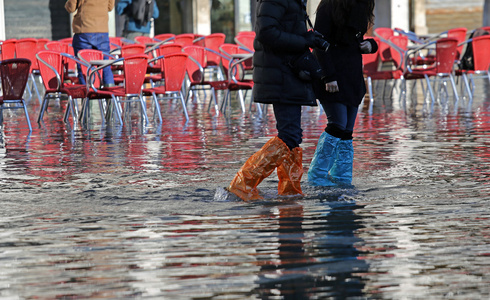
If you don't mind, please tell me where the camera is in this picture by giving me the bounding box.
[316,38,330,52]
[313,31,330,52]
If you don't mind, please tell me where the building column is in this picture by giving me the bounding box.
[391,0,409,31]
[109,10,116,37]
[484,0,490,27]
[413,0,428,35]
[194,0,211,35]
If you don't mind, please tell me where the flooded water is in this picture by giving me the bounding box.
[1,79,489,299]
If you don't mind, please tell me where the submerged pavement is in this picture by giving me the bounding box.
[0,80,489,299]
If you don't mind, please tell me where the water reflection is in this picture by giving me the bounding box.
[255,199,367,299]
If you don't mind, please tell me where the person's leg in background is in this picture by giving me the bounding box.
[123,31,148,41]
[72,33,93,85]
[94,33,114,86]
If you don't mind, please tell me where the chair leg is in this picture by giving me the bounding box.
[237,90,246,113]
[111,96,124,125]
[179,92,189,121]
[80,97,91,125]
[207,87,220,115]
[367,76,374,115]
[30,74,42,103]
[461,73,473,101]
[469,74,476,95]
[389,79,396,98]
[21,100,32,132]
[138,95,149,125]
[98,99,106,122]
[381,80,388,99]
[220,90,231,112]
[25,78,33,101]
[399,77,406,103]
[37,96,50,123]
[449,74,459,103]
[151,92,163,123]
[63,97,72,123]
[424,74,436,112]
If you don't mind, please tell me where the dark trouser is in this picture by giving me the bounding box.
[273,103,303,150]
[123,31,149,41]
[320,101,358,139]
[72,32,114,85]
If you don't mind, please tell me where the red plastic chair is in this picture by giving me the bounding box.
[182,45,211,104]
[15,38,43,101]
[142,52,189,122]
[0,39,17,60]
[203,33,226,78]
[134,36,156,45]
[456,35,490,100]
[389,35,408,65]
[36,50,88,124]
[109,37,123,52]
[45,41,70,52]
[193,34,205,46]
[77,49,105,88]
[234,31,255,52]
[447,27,468,59]
[36,38,50,53]
[361,36,404,113]
[219,43,240,70]
[402,37,460,106]
[44,41,79,83]
[59,37,73,45]
[85,54,150,125]
[0,58,33,132]
[233,32,255,71]
[183,44,224,114]
[174,33,195,46]
[374,27,395,64]
[236,31,255,37]
[154,33,176,43]
[111,44,146,84]
[75,50,112,125]
[145,43,184,86]
[217,43,254,113]
[120,44,146,57]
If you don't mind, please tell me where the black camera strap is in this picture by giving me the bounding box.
[298,0,314,29]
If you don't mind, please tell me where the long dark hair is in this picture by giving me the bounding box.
[317,0,375,29]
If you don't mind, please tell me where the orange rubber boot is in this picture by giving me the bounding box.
[277,147,304,196]
[228,137,290,201]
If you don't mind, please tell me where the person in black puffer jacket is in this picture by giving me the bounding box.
[227,0,328,200]
[308,0,378,187]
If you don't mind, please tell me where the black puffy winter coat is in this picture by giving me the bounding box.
[313,0,378,107]
[252,0,317,106]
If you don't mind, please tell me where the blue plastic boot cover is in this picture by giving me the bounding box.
[329,139,353,184]
[307,132,340,186]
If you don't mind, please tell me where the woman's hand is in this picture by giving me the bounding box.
[325,81,339,93]
[359,40,372,53]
